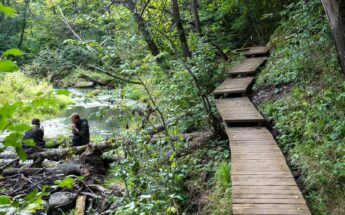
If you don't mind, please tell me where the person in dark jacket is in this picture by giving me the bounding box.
[23,118,46,151]
[70,113,90,146]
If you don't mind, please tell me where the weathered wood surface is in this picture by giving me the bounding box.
[234,46,269,56]
[213,77,253,96]
[227,127,311,215]
[215,97,264,124]
[228,57,267,76]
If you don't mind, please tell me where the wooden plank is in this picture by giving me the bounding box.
[231,159,287,164]
[232,185,300,192]
[233,207,310,215]
[226,127,273,140]
[232,174,293,179]
[233,194,304,199]
[232,171,293,175]
[231,148,282,153]
[233,204,311,215]
[231,152,284,157]
[234,46,269,57]
[243,46,269,56]
[231,156,285,160]
[228,57,267,75]
[231,140,277,145]
[231,145,281,150]
[215,97,264,124]
[233,190,302,196]
[213,77,253,96]
[232,178,297,186]
[234,198,306,204]
[232,165,290,171]
[233,204,308,210]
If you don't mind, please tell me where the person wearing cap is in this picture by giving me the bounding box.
[70,113,90,146]
[23,118,46,149]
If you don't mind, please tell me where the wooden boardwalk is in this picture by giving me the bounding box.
[213,47,311,215]
[228,57,267,76]
[213,77,253,97]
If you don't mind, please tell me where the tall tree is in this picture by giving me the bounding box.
[321,0,345,73]
[18,0,29,48]
[121,0,160,56]
[171,0,191,58]
[190,0,201,34]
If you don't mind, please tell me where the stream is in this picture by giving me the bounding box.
[43,88,120,140]
[0,88,143,144]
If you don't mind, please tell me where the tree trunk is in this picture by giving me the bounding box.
[171,0,191,58]
[18,0,29,48]
[1,162,81,176]
[321,0,345,73]
[122,0,160,56]
[190,0,201,34]
[0,142,113,160]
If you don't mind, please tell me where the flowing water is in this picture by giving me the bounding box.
[0,88,143,143]
[42,88,120,139]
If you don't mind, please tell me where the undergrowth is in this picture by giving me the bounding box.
[254,1,345,214]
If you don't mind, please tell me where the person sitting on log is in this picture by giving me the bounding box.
[23,118,46,152]
[70,113,90,146]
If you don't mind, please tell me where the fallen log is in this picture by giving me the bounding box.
[0,142,114,160]
[1,162,81,176]
[79,74,106,86]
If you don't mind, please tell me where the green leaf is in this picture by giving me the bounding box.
[54,89,70,96]
[54,177,75,188]
[10,123,32,132]
[2,132,22,147]
[3,48,23,57]
[15,146,27,161]
[0,59,18,72]
[0,196,11,205]
[0,4,16,16]
[0,113,8,130]
[23,138,35,147]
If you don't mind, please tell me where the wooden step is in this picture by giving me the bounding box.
[213,77,253,96]
[234,46,269,57]
[215,97,264,125]
[228,57,267,76]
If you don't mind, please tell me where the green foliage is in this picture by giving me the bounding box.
[0,59,18,72]
[105,132,188,214]
[206,162,231,215]
[54,177,75,189]
[0,3,16,16]
[3,48,23,57]
[0,188,49,213]
[254,0,340,89]
[214,162,231,190]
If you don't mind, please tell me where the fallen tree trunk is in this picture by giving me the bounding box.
[0,142,114,160]
[79,74,106,86]
[1,162,81,176]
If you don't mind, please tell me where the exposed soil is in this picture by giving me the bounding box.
[250,83,293,104]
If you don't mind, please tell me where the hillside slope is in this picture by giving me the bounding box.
[253,1,345,214]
